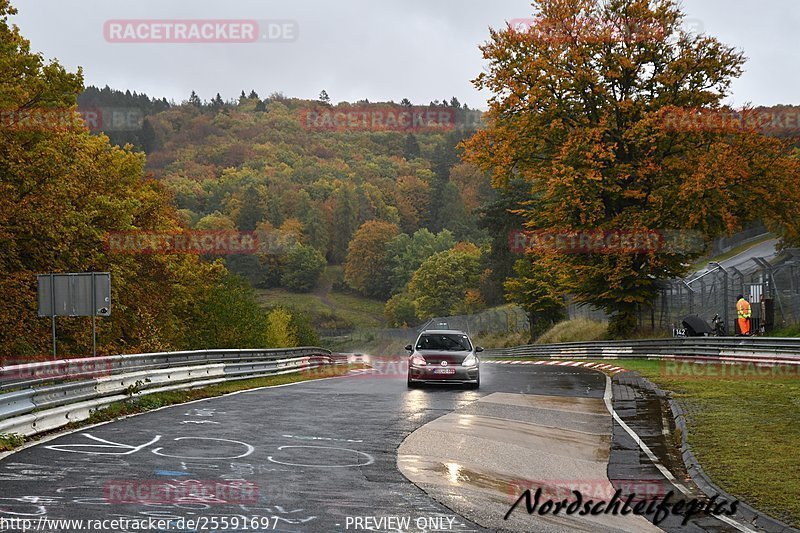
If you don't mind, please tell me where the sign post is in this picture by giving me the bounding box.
[91,273,96,357]
[50,274,56,358]
[37,272,111,358]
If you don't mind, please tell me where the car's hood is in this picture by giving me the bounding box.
[416,350,471,364]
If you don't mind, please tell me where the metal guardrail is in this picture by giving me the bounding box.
[484,337,800,365]
[0,347,331,391]
[0,347,335,438]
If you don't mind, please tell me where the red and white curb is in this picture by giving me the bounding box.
[485,360,627,375]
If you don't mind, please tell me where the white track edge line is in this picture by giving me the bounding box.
[602,376,758,533]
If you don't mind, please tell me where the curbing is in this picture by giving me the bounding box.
[621,372,799,533]
[486,337,800,531]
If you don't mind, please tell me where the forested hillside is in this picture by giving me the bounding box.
[78,74,800,338]
[0,10,321,360]
[80,87,501,326]
[7,0,800,363]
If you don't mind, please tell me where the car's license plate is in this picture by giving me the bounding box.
[433,368,456,374]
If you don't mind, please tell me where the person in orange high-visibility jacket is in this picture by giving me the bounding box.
[736,294,752,336]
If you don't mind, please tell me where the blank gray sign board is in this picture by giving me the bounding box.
[37,273,111,317]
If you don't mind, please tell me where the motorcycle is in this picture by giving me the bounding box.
[675,314,725,337]
[711,314,726,337]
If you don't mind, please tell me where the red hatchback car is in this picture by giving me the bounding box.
[405,330,482,389]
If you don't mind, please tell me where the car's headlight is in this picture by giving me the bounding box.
[462,354,478,367]
[410,354,426,367]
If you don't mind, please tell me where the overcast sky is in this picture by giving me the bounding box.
[9,0,800,108]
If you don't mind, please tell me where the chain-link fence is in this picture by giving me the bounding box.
[323,249,800,351]
[320,306,530,351]
[415,306,530,336]
[657,250,800,334]
[567,249,800,334]
[566,295,609,322]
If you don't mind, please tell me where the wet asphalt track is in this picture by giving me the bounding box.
[0,360,742,533]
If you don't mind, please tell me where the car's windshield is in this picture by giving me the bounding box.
[416,334,472,351]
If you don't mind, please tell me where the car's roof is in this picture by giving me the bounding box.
[420,329,469,336]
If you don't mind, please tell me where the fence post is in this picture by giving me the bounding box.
[709,263,729,333]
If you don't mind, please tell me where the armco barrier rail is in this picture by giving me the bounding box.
[484,337,800,365]
[0,347,337,438]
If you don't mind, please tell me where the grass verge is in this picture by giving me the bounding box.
[500,356,799,526]
[766,324,800,337]
[324,332,411,356]
[255,288,385,330]
[473,331,531,349]
[0,433,25,451]
[536,319,609,344]
[1,364,361,453]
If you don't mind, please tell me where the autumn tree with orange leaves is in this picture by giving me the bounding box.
[0,0,301,359]
[344,221,401,298]
[465,0,800,336]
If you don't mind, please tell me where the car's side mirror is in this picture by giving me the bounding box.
[405,344,413,352]
[475,346,484,353]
